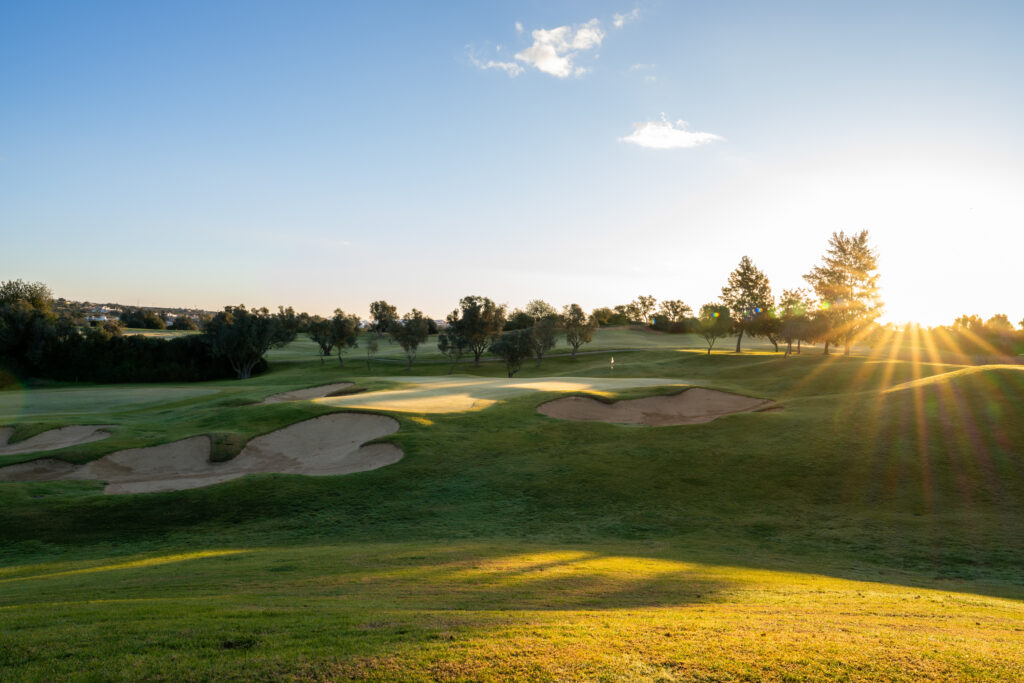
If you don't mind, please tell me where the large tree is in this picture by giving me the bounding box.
[391,309,430,369]
[656,299,693,325]
[437,314,470,374]
[721,256,773,353]
[0,279,57,374]
[563,303,596,358]
[368,300,398,338]
[529,313,559,368]
[204,305,296,379]
[778,288,814,356]
[454,296,506,366]
[306,316,334,363]
[698,304,732,355]
[489,329,534,378]
[803,230,882,356]
[632,295,657,325]
[330,309,361,366]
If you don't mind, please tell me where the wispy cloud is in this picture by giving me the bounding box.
[469,53,524,77]
[513,19,605,78]
[619,115,723,150]
[514,21,523,34]
[613,8,640,28]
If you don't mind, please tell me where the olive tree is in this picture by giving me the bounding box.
[563,303,596,358]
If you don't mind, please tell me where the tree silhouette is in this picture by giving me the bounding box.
[803,230,882,356]
[721,256,773,352]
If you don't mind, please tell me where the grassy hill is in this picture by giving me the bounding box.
[1,329,1022,680]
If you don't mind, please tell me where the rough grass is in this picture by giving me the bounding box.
[1,328,1022,680]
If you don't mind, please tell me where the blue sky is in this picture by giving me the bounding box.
[2,1,1023,325]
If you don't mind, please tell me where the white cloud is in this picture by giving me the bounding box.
[613,8,640,28]
[515,21,523,34]
[630,63,654,71]
[469,53,524,77]
[514,19,604,78]
[619,115,723,150]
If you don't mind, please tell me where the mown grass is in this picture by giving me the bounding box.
[1,328,1022,680]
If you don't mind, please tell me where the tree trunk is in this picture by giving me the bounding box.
[844,341,851,356]
[768,335,779,352]
[535,354,542,368]
[823,340,830,355]
[571,345,578,359]
[797,339,801,354]
[735,327,744,353]
[786,340,792,356]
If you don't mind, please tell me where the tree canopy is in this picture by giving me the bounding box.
[489,329,534,377]
[563,303,595,358]
[721,256,773,353]
[391,309,430,369]
[803,230,882,355]
[203,305,296,379]
[454,296,506,366]
[368,300,397,338]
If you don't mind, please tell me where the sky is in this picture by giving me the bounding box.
[2,0,1023,326]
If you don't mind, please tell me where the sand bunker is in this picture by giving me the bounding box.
[260,382,357,404]
[538,388,776,426]
[0,425,111,455]
[0,413,401,494]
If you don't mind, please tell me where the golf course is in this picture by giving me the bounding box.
[2,327,1022,681]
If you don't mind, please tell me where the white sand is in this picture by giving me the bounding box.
[260,382,357,404]
[538,387,776,426]
[0,413,401,494]
[0,425,111,455]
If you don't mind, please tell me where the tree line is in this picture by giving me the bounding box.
[4,231,1021,385]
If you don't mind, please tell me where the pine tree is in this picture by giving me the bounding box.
[803,230,882,356]
[720,256,773,352]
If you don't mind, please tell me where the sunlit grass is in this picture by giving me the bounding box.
[1,327,1023,679]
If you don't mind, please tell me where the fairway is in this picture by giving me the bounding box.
[2,328,1023,681]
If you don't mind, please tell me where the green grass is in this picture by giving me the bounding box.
[1,327,1023,680]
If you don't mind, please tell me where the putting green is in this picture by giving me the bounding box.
[318,375,690,413]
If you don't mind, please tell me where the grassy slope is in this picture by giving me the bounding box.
[1,329,1023,681]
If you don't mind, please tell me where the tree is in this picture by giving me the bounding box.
[748,307,781,352]
[365,335,378,371]
[504,309,535,331]
[0,279,56,374]
[525,299,557,319]
[563,303,595,358]
[437,311,470,374]
[632,295,657,325]
[804,230,882,356]
[204,305,296,379]
[391,309,430,369]
[721,256,773,353]
[119,307,166,329]
[698,304,732,355]
[529,313,559,367]
[369,300,398,338]
[778,288,814,355]
[169,315,198,331]
[306,316,334,363]
[330,310,360,366]
[656,299,692,325]
[454,296,506,366]
[489,329,534,377]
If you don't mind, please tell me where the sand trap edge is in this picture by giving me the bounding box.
[536,387,778,426]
